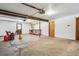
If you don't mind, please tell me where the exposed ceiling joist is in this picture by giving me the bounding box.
[21,3,45,14]
[0,9,48,22]
[21,3,41,11]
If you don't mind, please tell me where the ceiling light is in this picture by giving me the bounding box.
[45,5,57,16]
[45,9,57,16]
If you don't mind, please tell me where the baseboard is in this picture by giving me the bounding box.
[55,37,75,40]
[0,36,3,37]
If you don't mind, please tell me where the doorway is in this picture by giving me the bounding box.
[49,20,55,37]
[76,17,79,40]
[16,23,22,35]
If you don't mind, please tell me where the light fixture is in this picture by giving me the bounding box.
[45,5,57,16]
[23,18,26,21]
[45,9,57,16]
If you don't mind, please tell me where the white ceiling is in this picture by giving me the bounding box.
[0,3,79,20]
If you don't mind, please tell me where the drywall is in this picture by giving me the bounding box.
[33,23,39,29]
[0,21,16,36]
[0,20,31,36]
[22,23,31,34]
[54,14,79,40]
[33,21,49,36]
[40,21,49,36]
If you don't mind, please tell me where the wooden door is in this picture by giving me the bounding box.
[49,21,55,37]
[76,17,79,40]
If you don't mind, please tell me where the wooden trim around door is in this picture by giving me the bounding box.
[76,17,79,40]
[49,20,55,37]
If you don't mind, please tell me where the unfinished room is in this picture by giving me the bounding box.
[0,3,79,56]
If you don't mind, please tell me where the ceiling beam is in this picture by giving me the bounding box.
[0,9,48,22]
[21,3,45,14]
[21,3,41,11]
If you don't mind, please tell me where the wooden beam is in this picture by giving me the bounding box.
[0,9,48,22]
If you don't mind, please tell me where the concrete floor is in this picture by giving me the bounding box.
[0,34,79,56]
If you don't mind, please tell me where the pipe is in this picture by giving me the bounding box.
[21,3,41,11]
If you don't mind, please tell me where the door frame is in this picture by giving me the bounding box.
[49,20,55,37]
[76,17,79,40]
[16,23,22,35]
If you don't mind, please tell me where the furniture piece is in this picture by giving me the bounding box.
[29,29,41,35]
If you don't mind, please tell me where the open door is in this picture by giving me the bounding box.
[16,23,22,35]
[49,20,55,37]
[16,23,22,40]
[76,17,79,40]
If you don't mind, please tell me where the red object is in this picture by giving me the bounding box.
[4,35,10,41]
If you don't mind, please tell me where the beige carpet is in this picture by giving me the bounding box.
[0,34,79,56]
[22,37,79,56]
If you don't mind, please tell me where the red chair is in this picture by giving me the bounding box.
[4,35,10,41]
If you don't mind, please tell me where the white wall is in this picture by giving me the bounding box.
[0,21,31,36]
[22,23,31,34]
[33,21,49,36]
[0,21,16,36]
[40,21,49,36]
[33,23,39,29]
[54,14,79,40]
